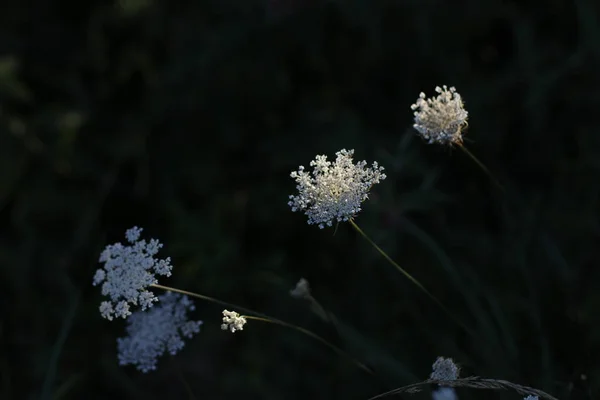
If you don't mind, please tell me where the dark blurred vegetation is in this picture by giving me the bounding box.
[1,0,600,399]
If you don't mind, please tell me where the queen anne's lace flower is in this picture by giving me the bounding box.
[430,356,460,381]
[93,226,173,320]
[117,292,203,373]
[288,149,386,229]
[221,310,247,333]
[523,397,539,400]
[411,85,468,146]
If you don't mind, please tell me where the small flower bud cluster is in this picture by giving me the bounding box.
[288,149,386,229]
[117,292,203,373]
[93,226,173,320]
[290,278,311,300]
[221,310,247,333]
[411,85,468,146]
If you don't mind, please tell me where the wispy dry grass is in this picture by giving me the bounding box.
[369,377,560,400]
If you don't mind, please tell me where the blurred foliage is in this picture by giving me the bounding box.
[1,0,599,399]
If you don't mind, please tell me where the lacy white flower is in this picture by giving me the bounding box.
[288,149,386,229]
[430,356,460,381]
[93,226,173,320]
[411,85,468,146]
[221,310,247,333]
[523,396,539,400]
[290,278,311,300]
[432,387,458,400]
[117,292,203,373]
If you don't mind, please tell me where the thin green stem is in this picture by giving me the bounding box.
[349,220,472,334]
[152,284,272,321]
[458,145,504,192]
[306,295,331,323]
[244,316,373,375]
[151,284,373,376]
[305,295,346,342]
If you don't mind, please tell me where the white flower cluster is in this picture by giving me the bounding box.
[92,226,173,320]
[430,356,460,381]
[432,387,457,400]
[221,310,247,333]
[411,85,468,146]
[117,292,203,373]
[288,149,386,229]
[523,396,539,400]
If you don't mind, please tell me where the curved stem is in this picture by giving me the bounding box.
[458,145,505,192]
[152,284,272,321]
[244,316,373,375]
[151,284,373,376]
[348,220,472,334]
[306,295,331,323]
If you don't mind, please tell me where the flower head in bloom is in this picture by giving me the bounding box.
[288,149,386,229]
[290,278,311,300]
[523,397,539,400]
[411,85,468,146]
[117,292,202,373]
[93,226,173,320]
[430,356,460,381]
[432,387,457,400]
[221,310,247,333]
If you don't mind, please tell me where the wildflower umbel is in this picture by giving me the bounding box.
[93,226,173,320]
[523,397,539,400]
[221,310,247,333]
[288,149,386,229]
[430,356,460,381]
[117,292,203,373]
[411,85,468,146]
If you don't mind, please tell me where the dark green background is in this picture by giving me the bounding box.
[1,0,599,399]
